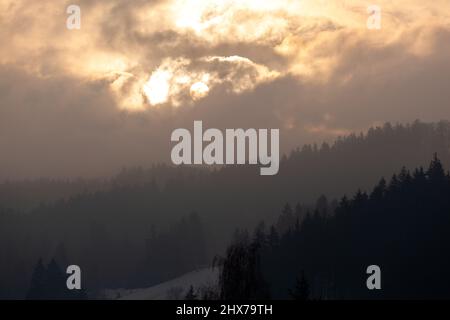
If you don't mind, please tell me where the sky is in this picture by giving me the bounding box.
[0,0,450,179]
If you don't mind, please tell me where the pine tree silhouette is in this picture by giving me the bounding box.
[267,226,279,247]
[185,285,197,300]
[216,232,270,300]
[289,271,310,301]
[46,259,67,299]
[26,258,88,300]
[26,259,47,299]
[427,153,445,182]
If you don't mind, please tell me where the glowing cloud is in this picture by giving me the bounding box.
[190,81,210,100]
[143,70,172,105]
[1,0,450,112]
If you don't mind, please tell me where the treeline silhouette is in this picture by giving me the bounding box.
[1,120,450,299]
[0,211,207,298]
[27,259,87,300]
[2,120,449,216]
[217,155,450,299]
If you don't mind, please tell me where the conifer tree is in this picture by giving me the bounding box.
[26,259,47,300]
[185,285,197,300]
[289,272,310,301]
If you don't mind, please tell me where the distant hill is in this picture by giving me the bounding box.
[1,120,450,298]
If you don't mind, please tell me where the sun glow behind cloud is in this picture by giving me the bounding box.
[143,70,172,105]
[137,52,280,108]
[1,0,450,179]
[190,81,209,100]
[172,0,305,35]
[126,0,449,109]
[2,0,450,112]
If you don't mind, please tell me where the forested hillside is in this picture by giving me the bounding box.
[1,120,449,299]
[218,156,450,299]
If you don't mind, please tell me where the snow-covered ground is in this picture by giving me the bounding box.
[100,267,219,300]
